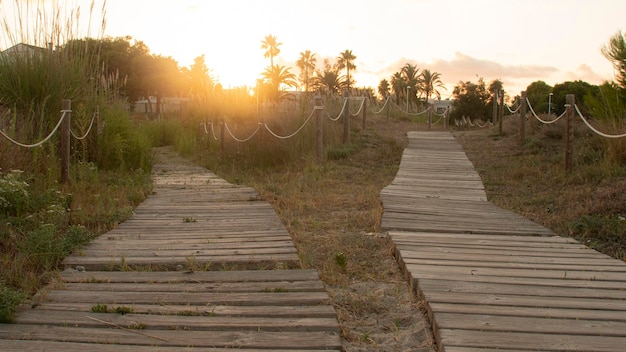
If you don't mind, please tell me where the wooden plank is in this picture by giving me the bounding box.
[438,329,626,352]
[429,302,626,322]
[30,303,337,318]
[0,325,342,350]
[13,310,340,332]
[0,340,340,352]
[60,269,322,283]
[418,278,626,299]
[435,312,626,336]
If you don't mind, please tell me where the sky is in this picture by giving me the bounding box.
[2,0,625,98]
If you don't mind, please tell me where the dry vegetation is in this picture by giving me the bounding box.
[200,110,625,350]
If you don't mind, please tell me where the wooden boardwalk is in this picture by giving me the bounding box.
[381,131,626,352]
[0,147,341,351]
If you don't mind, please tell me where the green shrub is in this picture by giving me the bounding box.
[0,282,25,323]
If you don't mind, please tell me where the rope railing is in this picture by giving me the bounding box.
[70,111,98,140]
[223,122,261,142]
[370,96,390,115]
[324,98,348,121]
[526,98,565,125]
[263,108,316,140]
[0,110,69,148]
[390,100,431,116]
[506,103,521,114]
[349,97,366,116]
[574,104,626,139]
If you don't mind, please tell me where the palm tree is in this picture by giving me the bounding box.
[420,69,446,105]
[337,49,356,90]
[261,34,281,66]
[378,79,390,100]
[314,60,343,96]
[390,72,405,105]
[401,63,420,108]
[296,50,317,93]
[262,64,297,101]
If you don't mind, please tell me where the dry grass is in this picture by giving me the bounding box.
[455,115,626,261]
[203,113,438,351]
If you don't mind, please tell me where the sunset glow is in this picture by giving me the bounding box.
[4,0,625,96]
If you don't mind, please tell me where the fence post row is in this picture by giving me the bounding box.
[60,99,71,183]
[565,94,575,171]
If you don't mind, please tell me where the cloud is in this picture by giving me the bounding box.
[563,64,611,84]
[368,52,560,95]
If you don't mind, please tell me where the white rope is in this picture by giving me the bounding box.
[70,111,97,140]
[506,103,521,114]
[223,122,261,142]
[390,100,431,116]
[324,98,348,121]
[210,122,219,140]
[526,98,565,124]
[263,109,315,139]
[201,122,219,140]
[431,115,443,125]
[0,110,69,148]
[350,97,366,116]
[370,96,390,115]
[574,104,626,139]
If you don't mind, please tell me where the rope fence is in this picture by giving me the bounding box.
[0,100,102,182]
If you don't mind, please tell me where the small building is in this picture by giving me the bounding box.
[431,99,454,115]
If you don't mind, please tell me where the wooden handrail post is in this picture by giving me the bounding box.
[220,120,225,159]
[519,91,526,146]
[343,90,350,144]
[315,95,323,163]
[492,91,498,125]
[361,98,367,130]
[498,89,504,135]
[386,96,390,122]
[565,94,575,171]
[60,99,71,183]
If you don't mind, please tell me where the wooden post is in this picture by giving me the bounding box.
[60,99,71,183]
[565,94,575,171]
[519,91,526,146]
[492,91,498,125]
[343,91,350,144]
[428,107,432,130]
[386,95,390,122]
[498,89,504,135]
[361,98,367,130]
[94,105,100,162]
[220,120,225,159]
[315,95,323,162]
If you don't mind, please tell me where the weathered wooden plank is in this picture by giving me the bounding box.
[405,263,626,281]
[30,303,337,318]
[13,310,340,332]
[0,324,342,349]
[421,290,626,311]
[435,312,626,336]
[1,340,336,352]
[438,329,626,352]
[418,279,626,299]
[401,256,626,272]
[39,290,331,306]
[429,302,626,322]
[60,269,321,283]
